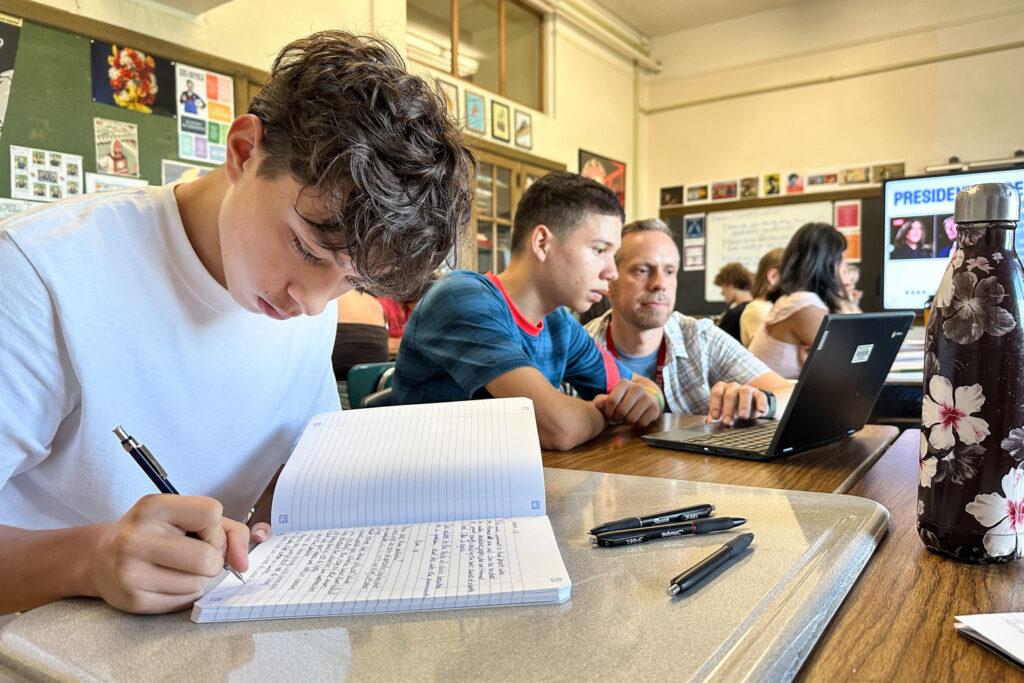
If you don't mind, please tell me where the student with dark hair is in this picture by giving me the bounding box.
[713,262,753,342]
[739,248,784,346]
[392,171,664,451]
[748,223,848,378]
[0,31,474,615]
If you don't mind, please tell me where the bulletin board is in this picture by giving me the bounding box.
[0,21,178,196]
[0,6,266,203]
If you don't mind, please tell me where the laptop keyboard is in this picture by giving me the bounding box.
[684,422,779,452]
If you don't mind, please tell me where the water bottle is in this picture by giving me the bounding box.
[918,183,1024,562]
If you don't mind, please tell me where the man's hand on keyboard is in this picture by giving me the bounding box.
[706,382,769,426]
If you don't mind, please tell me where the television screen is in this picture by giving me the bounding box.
[883,168,1024,309]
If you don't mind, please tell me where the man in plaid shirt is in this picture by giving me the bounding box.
[586,219,792,425]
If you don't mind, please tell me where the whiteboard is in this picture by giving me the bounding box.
[704,202,834,302]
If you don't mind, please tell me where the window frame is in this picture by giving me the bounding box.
[446,0,544,111]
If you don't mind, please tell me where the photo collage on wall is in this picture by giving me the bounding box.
[659,161,905,208]
[10,145,83,202]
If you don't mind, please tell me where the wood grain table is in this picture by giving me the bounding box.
[799,428,1024,680]
[542,414,899,494]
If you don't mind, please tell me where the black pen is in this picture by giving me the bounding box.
[589,503,715,535]
[595,516,746,547]
[669,532,753,596]
[113,426,246,583]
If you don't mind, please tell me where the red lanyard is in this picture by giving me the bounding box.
[605,321,667,391]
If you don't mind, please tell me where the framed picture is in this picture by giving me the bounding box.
[514,109,532,149]
[436,78,458,118]
[660,185,684,207]
[491,101,511,142]
[464,91,485,134]
[578,149,625,208]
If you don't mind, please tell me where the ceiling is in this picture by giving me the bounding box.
[591,0,811,38]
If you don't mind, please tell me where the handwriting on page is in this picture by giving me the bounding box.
[226,519,523,610]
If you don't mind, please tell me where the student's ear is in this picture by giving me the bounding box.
[223,114,265,183]
[529,224,555,262]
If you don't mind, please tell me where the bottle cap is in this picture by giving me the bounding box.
[954,183,1020,223]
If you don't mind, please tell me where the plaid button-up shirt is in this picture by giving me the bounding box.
[585,310,770,415]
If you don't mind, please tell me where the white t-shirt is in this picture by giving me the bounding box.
[0,185,339,529]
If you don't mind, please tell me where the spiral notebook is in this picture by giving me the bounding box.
[191,398,571,623]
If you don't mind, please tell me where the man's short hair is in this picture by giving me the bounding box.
[510,171,624,252]
[616,218,674,262]
[713,262,753,290]
[250,30,474,299]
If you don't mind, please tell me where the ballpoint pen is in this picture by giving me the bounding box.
[594,516,746,547]
[668,533,754,596]
[589,503,715,535]
[113,426,246,583]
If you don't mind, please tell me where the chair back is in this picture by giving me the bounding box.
[347,362,395,409]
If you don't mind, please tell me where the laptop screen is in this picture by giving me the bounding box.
[767,312,915,455]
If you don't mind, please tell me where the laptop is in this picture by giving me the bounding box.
[642,311,915,460]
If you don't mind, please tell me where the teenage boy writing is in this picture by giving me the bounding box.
[392,172,664,451]
[0,31,474,615]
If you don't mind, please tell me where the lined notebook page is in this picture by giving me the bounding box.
[192,515,570,623]
[271,398,545,533]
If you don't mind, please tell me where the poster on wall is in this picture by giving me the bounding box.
[85,171,148,193]
[835,199,862,262]
[579,149,625,208]
[161,158,214,185]
[0,13,22,141]
[90,41,176,116]
[682,213,705,272]
[10,145,82,202]
[176,63,234,164]
[94,118,139,177]
[0,197,37,220]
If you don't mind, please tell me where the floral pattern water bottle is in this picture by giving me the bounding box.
[918,183,1024,562]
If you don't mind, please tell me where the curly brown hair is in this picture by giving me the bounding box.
[250,31,475,299]
[713,262,753,291]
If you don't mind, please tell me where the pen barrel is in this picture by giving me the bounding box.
[670,547,733,592]
[595,517,743,546]
[589,504,713,535]
[589,516,642,535]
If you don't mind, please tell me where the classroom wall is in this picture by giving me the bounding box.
[638,0,1024,218]
[20,0,405,69]
[24,0,639,212]
[411,15,637,212]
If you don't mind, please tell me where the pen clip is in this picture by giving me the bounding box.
[139,444,168,478]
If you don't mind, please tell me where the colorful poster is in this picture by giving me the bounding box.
[739,176,758,198]
[579,149,626,208]
[0,13,22,141]
[176,63,233,164]
[90,41,176,116]
[94,118,139,177]
[161,158,214,185]
[10,145,83,202]
[682,213,706,272]
[711,180,738,201]
[659,186,683,207]
[685,184,708,204]
[85,171,148,193]
[762,173,780,196]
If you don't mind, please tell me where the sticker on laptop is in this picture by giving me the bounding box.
[817,330,829,350]
[851,344,874,363]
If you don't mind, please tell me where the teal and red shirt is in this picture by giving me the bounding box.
[391,270,630,404]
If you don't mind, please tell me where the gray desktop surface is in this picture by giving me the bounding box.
[0,467,888,682]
